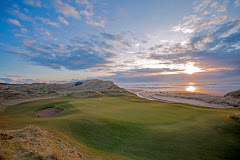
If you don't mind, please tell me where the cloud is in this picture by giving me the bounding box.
[0,77,87,84]
[172,1,230,34]
[149,44,163,50]
[217,5,227,12]
[5,75,22,78]
[58,16,69,25]
[30,47,112,70]
[172,15,202,33]
[86,18,105,27]
[193,16,227,30]
[8,19,21,26]
[172,15,227,33]
[4,0,239,83]
[80,10,94,17]
[24,8,29,12]
[183,14,203,25]
[194,0,212,12]
[7,31,142,72]
[152,18,240,76]
[0,78,48,84]
[23,0,42,7]
[234,0,240,7]
[202,11,210,15]
[35,17,60,27]
[86,18,106,27]
[44,30,51,36]
[190,19,240,49]
[77,0,105,27]
[8,9,33,21]
[210,1,218,8]
[76,0,92,9]
[80,9,105,27]
[101,32,121,41]
[10,35,115,70]
[21,28,28,33]
[53,0,80,19]
[23,39,36,47]
[2,0,239,84]
[14,34,31,38]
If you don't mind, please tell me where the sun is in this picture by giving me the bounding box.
[186,86,196,92]
[183,62,203,74]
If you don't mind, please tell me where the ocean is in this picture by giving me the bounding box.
[118,81,240,95]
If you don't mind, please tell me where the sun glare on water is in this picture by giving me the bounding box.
[186,86,196,92]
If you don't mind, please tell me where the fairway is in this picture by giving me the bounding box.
[1,94,240,160]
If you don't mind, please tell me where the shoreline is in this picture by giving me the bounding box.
[126,89,240,108]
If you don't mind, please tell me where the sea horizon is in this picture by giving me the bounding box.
[117,81,240,95]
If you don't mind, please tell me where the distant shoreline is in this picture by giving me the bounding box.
[127,89,239,108]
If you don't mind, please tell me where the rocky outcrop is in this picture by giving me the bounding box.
[0,79,128,107]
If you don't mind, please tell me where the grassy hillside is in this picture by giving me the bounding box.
[1,94,240,160]
[0,126,83,160]
[0,79,128,107]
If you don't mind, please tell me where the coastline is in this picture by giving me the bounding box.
[127,89,240,108]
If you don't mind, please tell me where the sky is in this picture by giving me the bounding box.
[0,0,240,85]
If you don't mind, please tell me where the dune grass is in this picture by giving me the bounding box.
[0,94,240,160]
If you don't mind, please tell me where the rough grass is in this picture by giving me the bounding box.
[0,94,240,160]
[230,112,240,122]
[225,89,240,98]
[0,125,83,160]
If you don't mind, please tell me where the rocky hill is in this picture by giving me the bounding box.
[0,79,128,108]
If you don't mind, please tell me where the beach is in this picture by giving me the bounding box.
[127,89,240,108]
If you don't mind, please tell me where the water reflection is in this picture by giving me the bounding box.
[186,86,196,92]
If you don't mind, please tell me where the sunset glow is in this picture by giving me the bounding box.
[0,0,239,84]
[186,86,196,92]
[1,1,240,160]
[183,62,204,74]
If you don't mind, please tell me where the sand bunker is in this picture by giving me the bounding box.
[36,107,64,117]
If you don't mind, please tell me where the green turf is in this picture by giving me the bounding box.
[1,94,240,160]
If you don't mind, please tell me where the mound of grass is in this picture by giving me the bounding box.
[0,125,83,160]
[0,94,240,160]
[230,113,240,122]
[225,89,240,98]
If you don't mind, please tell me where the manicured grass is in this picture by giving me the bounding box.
[1,94,240,160]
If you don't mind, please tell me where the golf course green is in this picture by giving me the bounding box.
[1,94,240,160]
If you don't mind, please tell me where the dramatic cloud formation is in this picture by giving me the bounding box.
[0,0,239,84]
[12,33,115,70]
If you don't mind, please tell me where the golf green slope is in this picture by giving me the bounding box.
[1,94,240,160]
